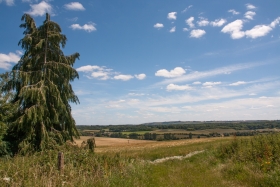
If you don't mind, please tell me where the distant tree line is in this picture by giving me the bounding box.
[77,120,280,132]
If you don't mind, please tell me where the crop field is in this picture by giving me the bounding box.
[75,136,154,148]
[75,136,226,153]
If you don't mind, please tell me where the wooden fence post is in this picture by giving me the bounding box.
[58,152,64,173]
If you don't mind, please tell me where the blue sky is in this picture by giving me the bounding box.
[0,0,280,125]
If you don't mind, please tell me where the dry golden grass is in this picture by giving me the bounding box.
[74,136,227,152]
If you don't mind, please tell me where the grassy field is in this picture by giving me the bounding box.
[1,134,280,186]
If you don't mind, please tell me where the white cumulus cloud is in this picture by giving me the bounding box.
[25,1,53,17]
[167,12,177,20]
[76,65,112,80]
[135,74,146,80]
[190,29,206,38]
[154,23,164,29]
[197,18,209,26]
[186,17,195,28]
[70,23,96,32]
[222,17,280,39]
[211,19,227,27]
[228,9,240,15]
[155,67,186,78]
[166,84,192,91]
[244,11,256,20]
[64,2,85,11]
[169,26,176,33]
[0,52,20,70]
[92,71,110,80]
[114,74,134,81]
[245,25,272,39]
[221,19,245,39]
[76,65,102,72]
[246,3,256,10]
[183,28,189,32]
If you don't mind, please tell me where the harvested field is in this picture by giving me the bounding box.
[74,136,228,152]
[74,136,153,147]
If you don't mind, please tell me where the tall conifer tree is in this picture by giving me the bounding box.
[4,13,80,154]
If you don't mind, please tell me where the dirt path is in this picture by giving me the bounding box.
[148,150,205,164]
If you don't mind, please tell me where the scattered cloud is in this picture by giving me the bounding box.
[76,65,102,72]
[64,2,85,11]
[25,1,53,17]
[221,19,245,39]
[92,71,110,80]
[67,17,78,22]
[270,17,280,28]
[222,17,280,39]
[192,81,201,85]
[210,19,227,27]
[135,74,146,80]
[77,65,112,80]
[186,17,195,28]
[166,84,193,91]
[70,23,96,32]
[128,93,145,96]
[155,67,186,78]
[154,23,164,29]
[156,62,266,86]
[246,3,256,10]
[190,29,206,38]
[0,0,14,6]
[229,81,246,86]
[244,11,256,20]
[182,5,192,13]
[167,12,177,20]
[169,26,176,33]
[197,17,209,26]
[228,9,240,15]
[114,74,134,81]
[0,51,21,70]
[245,25,272,39]
[203,81,221,88]
[183,28,189,32]
[77,66,145,81]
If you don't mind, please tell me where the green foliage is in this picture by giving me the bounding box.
[189,132,193,139]
[143,132,157,140]
[0,72,16,156]
[110,132,127,138]
[128,133,140,139]
[3,13,80,155]
[218,134,280,168]
[86,138,96,152]
[77,120,280,132]
[216,134,280,186]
